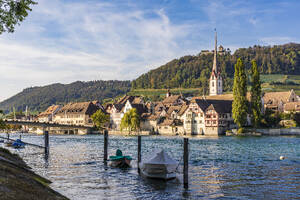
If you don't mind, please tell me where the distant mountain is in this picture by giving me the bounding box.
[2,43,300,113]
[132,43,300,93]
[0,80,131,113]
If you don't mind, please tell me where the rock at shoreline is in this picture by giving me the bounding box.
[0,147,69,200]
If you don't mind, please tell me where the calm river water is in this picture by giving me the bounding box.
[1,133,300,200]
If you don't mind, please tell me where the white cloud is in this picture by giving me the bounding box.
[259,37,296,46]
[0,0,194,101]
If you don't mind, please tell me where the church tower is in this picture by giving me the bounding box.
[209,30,223,96]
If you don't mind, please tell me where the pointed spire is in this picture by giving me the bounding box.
[212,29,217,73]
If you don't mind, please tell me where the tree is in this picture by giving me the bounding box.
[91,110,110,131]
[250,60,262,128]
[0,0,37,34]
[232,58,248,131]
[120,108,140,134]
[0,110,6,129]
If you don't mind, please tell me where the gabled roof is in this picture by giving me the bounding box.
[162,95,182,104]
[205,101,232,114]
[117,95,143,105]
[177,103,189,116]
[56,101,100,116]
[145,113,162,121]
[263,90,294,104]
[38,105,61,117]
[166,105,182,115]
[193,99,233,114]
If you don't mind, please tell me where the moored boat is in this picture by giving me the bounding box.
[12,139,25,149]
[140,149,178,180]
[109,149,132,168]
[4,141,13,147]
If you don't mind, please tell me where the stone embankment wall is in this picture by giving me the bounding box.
[108,130,151,136]
[256,128,300,136]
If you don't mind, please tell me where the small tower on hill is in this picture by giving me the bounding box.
[209,30,223,96]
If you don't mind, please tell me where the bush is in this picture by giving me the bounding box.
[237,128,245,134]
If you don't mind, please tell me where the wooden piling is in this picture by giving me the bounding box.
[104,130,108,162]
[7,133,9,141]
[44,130,49,155]
[137,135,141,174]
[183,138,189,189]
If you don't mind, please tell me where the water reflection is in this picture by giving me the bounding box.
[1,133,299,200]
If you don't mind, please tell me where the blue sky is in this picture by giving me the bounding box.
[0,0,300,101]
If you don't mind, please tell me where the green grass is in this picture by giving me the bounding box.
[129,74,300,101]
[260,74,286,83]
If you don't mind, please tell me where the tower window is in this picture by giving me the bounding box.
[219,82,220,87]
[212,82,214,87]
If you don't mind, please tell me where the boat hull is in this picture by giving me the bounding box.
[140,163,177,180]
[110,158,131,168]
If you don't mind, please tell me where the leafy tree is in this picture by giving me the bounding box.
[232,58,248,130]
[91,109,110,131]
[0,110,6,129]
[120,108,140,134]
[0,0,37,34]
[250,60,262,128]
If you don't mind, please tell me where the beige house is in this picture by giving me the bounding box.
[53,101,101,126]
[110,95,148,130]
[182,99,235,136]
[284,101,300,113]
[263,90,298,112]
[38,105,61,122]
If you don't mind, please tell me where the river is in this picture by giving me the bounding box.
[1,133,299,200]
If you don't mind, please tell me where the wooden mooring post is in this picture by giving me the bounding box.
[7,133,9,141]
[104,130,108,162]
[44,130,49,155]
[137,135,141,174]
[183,138,189,189]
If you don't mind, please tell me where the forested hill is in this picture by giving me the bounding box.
[132,43,300,93]
[0,80,131,113]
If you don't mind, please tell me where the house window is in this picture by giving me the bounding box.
[213,115,216,118]
[213,120,216,124]
[199,120,202,124]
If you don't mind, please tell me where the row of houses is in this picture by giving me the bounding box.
[35,89,300,136]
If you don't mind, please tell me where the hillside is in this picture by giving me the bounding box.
[1,43,300,113]
[0,80,131,113]
[132,43,300,94]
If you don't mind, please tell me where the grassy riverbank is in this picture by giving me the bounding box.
[0,147,69,200]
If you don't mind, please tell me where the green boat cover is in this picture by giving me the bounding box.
[109,149,132,161]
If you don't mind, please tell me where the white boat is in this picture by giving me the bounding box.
[139,149,178,180]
